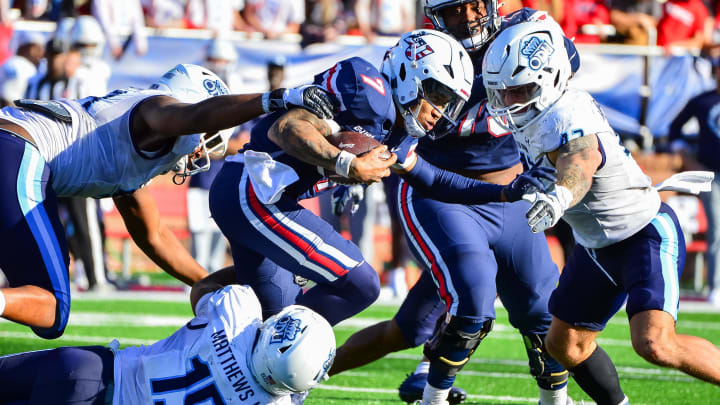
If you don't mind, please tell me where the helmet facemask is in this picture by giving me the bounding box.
[425,0,501,53]
[401,77,468,138]
[172,129,231,184]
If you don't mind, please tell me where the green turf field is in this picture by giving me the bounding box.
[1,296,719,404]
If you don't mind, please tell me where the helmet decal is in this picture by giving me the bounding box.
[269,316,301,344]
[203,78,229,96]
[521,36,555,71]
[404,34,435,61]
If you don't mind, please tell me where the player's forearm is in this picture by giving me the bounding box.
[551,136,601,207]
[134,226,209,286]
[269,109,339,170]
[401,156,504,203]
[186,94,266,134]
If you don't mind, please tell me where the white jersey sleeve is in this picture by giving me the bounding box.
[113,285,290,405]
[0,87,201,197]
[516,88,661,248]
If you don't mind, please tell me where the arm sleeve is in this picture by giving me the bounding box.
[668,101,694,148]
[401,156,505,204]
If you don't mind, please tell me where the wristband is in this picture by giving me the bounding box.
[261,92,271,113]
[335,150,355,178]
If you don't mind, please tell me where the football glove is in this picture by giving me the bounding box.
[264,85,338,119]
[502,166,558,202]
[523,185,573,233]
[389,134,418,170]
[331,184,365,216]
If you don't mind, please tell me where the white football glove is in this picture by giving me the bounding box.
[523,185,573,233]
[331,184,365,216]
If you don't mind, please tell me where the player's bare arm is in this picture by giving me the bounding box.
[547,134,602,207]
[113,188,208,286]
[133,94,265,150]
[269,108,396,183]
[190,266,236,314]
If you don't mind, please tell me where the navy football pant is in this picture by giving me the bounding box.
[0,130,70,339]
[209,161,380,325]
[397,180,558,331]
[0,346,114,404]
[550,203,686,330]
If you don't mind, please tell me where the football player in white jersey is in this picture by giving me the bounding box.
[0,282,336,404]
[0,63,337,340]
[483,20,720,403]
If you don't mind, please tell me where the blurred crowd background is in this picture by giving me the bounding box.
[2,0,720,304]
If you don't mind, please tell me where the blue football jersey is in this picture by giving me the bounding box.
[244,57,396,199]
[415,8,580,173]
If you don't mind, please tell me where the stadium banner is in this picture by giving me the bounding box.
[13,30,716,138]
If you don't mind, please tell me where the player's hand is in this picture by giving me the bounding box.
[349,145,396,184]
[265,85,338,119]
[331,184,365,216]
[502,166,557,202]
[523,185,572,233]
[389,135,418,172]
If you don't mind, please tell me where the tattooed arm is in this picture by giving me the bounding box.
[546,134,603,207]
[268,108,396,184]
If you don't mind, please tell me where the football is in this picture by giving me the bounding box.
[325,131,390,184]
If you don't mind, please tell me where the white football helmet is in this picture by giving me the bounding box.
[70,15,106,59]
[425,0,501,53]
[482,20,571,131]
[151,64,232,180]
[381,29,473,138]
[250,305,336,396]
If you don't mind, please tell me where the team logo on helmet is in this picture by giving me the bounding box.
[203,78,229,96]
[404,34,435,61]
[269,316,301,344]
[520,36,554,71]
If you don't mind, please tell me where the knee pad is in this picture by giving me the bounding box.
[32,292,70,340]
[523,333,569,390]
[423,316,494,377]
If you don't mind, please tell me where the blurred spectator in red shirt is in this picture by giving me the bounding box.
[608,0,660,45]
[572,0,611,43]
[657,0,709,51]
[0,0,11,65]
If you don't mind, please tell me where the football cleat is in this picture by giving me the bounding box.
[399,372,467,404]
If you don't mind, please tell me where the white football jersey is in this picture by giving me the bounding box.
[113,285,289,405]
[515,88,661,248]
[0,56,37,102]
[0,87,201,197]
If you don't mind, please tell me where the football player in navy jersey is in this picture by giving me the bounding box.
[206,29,552,335]
[328,2,582,405]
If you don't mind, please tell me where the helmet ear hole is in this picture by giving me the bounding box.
[399,63,407,81]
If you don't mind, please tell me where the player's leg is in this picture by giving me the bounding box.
[0,345,113,403]
[210,163,379,325]
[700,178,720,303]
[625,203,720,384]
[0,131,71,338]
[331,270,443,375]
[493,201,569,404]
[398,182,497,403]
[545,244,628,405]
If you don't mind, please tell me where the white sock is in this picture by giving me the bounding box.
[422,383,450,405]
[414,361,430,375]
[619,395,630,405]
[539,386,568,405]
[0,290,6,316]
